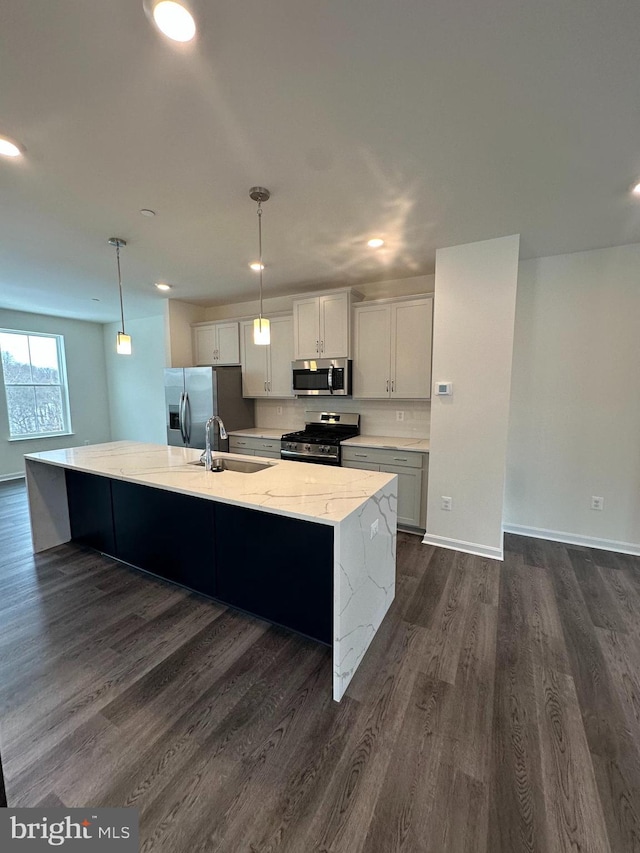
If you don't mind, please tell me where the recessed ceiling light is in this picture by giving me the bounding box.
[152,1,196,42]
[249,262,265,271]
[0,136,23,158]
[631,181,640,197]
[155,282,172,291]
[367,238,385,248]
[140,208,156,217]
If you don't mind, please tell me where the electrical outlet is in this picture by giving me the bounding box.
[276,406,283,416]
[396,411,405,422]
[370,519,379,539]
[591,495,604,511]
[441,496,452,511]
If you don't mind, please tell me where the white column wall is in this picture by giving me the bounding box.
[424,235,520,559]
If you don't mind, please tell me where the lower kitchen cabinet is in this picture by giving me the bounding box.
[229,435,281,459]
[215,503,333,644]
[66,474,333,644]
[66,470,117,555]
[111,480,217,595]
[342,446,428,531]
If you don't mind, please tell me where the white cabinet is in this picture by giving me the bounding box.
[229,436,281,459]
[341,446,428,530]
[240,316,294,398]
[353,297,433,399]
[293,291,352,359]
[193,322,240,365]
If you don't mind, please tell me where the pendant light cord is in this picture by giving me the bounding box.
[257,202,264,324]
[116,241,126,334]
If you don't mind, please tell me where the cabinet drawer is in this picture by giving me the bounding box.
[255,439,280,452]
[342,446,424,468]
[229,436,281,456]
[229,440,255,456]
[341,460,380,472]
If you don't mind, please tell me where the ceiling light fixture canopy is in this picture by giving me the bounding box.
[249,262,264,272]
[250,187,271,346]
[367,237,385,248]
[155,282,172,291]
[151,1,196,42]
[108,238,132,355]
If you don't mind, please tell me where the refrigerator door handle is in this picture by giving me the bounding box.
[184,392,192,445]
[178,392,187,444]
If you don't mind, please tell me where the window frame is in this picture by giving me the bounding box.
[0,329,73,441]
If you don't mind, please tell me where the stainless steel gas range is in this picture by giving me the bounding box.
[281,412,360,466]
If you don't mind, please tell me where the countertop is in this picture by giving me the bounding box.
[228,428,292,440]
[229,428,430,452]
[25,441,396,526]
[342,435,430,453]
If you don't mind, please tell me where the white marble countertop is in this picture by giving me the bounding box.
[228,428,292,440]
[25,441,396,526]
[342,435,430,453]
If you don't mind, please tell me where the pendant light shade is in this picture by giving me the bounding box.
[253,317,270,345]
[249,187,271,346]
[108,238,131,356]
[116,332,132,355]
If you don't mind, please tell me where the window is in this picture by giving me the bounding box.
[0,330,72,439]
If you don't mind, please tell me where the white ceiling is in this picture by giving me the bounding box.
[1,0,639,324]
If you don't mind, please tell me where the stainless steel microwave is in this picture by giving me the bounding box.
[291,358,352,396]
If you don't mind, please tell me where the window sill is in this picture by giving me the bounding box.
[8,432,75,443]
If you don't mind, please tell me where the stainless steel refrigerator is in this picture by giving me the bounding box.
[165,366,254,451]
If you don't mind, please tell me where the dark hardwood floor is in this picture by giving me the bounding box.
[1,478,640,851]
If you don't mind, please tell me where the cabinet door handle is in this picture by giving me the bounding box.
[394,457,408,462]
[391,380,395,392]
[355,453,368,458]
[320,340,324,353]
[268,381,271,391]
[264,381,267,391]
[316,340,319,353]
[386,380,389,392]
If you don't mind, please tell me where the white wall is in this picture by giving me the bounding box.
[104,315,167,444]
[165,300,201,367]
[0,308,111,479]
[505,244,640,553]
[424,235,520,559]
[200,273,435,321]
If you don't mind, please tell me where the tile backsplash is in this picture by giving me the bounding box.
[256,398,430,438]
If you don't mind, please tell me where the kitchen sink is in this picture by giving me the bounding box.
[189,457,274,473]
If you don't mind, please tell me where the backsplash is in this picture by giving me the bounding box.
[256,398,430,438]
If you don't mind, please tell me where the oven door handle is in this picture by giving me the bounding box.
[327,365,334,394]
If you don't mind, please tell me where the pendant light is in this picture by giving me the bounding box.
[249,187,271,345]
[108,238,132,355]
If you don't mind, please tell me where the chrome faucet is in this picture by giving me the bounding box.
[203,416,228,471]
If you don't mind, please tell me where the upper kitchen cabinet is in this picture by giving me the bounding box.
[353,296,433,399]
[293,290,358,359]
[193,321,240,366]
[240,315,294,398]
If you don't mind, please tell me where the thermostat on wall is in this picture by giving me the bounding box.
[435,381,452,396]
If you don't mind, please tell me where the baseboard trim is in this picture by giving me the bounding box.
[0,472,24,482]
[421,533,503,561]
[503,524,640,557]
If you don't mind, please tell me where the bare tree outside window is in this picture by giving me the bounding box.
[0,331,71,438]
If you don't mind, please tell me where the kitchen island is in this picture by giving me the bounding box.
[24,441,397,701]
